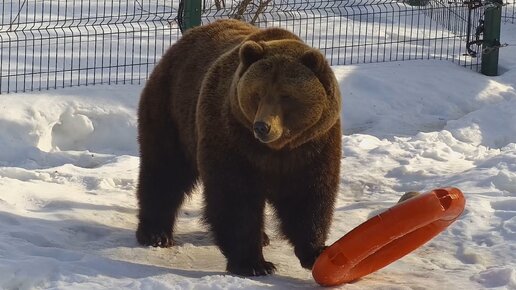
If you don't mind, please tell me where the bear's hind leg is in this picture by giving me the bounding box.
[136,121,197,248]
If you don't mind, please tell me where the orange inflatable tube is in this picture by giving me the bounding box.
[312,187,466,286]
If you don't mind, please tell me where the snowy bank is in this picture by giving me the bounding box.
[0,23,516,290]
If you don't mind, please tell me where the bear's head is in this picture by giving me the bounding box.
[230,39,341,150]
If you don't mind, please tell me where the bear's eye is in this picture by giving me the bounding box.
[250,94,260,107]
[247,93,259,102]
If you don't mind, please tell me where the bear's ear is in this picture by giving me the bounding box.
[239,41,265,68]
[300,49,326,74]
[301,49,334,96]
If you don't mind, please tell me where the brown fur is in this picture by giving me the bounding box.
[136,19,342,276]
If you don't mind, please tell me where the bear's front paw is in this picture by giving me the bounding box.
[227,259,277,276]
[297,245,327,270]
[136,223,175,248]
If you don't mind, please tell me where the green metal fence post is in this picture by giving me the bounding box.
[184,0,202,30]
[481,0,503,76]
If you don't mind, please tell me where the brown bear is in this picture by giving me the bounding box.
[136,19,341,276]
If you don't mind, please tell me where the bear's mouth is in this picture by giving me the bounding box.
[254,129,292,150]
[254,132,281,144]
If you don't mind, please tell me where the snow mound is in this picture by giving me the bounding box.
[336,60,516,143]
[0,86,139,167]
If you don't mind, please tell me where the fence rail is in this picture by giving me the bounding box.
[504,0,515,22]
[1,0,514,94]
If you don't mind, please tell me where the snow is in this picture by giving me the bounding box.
[1,20,516,290]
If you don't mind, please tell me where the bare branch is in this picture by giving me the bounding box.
[250,0,273,24]
[231,0,254,20]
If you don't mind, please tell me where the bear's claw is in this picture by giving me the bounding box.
[262,232,270,247]
[136,224,175,248]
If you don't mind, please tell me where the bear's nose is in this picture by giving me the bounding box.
[253,121,271,136]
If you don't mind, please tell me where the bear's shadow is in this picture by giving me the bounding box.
[174,231,216,247]
[2,198,318,286]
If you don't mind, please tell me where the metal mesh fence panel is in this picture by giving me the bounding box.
[201,0,484,68]
[1,0,513,94]
[1,0,181,93]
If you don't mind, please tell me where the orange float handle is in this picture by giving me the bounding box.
[312,187,466,287]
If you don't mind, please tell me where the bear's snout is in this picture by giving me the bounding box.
[252,119,282,144]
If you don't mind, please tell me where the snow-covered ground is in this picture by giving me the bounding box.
[1,22,516,290]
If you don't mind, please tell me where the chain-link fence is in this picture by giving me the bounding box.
[1,0,513,94]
